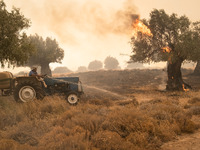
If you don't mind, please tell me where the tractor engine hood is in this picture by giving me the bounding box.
[44,77,83,93]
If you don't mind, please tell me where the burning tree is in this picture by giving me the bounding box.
[192,22,200,75]
[194,61,200,75]
[27,34,64,76]
[130,9,200,91]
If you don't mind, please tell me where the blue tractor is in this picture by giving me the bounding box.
[0,72,83,105]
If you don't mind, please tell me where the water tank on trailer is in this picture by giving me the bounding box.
[0,72,13,89]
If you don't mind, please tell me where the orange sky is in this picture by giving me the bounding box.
[2,0,200,72]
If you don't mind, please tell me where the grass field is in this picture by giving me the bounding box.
[0,69,200,150]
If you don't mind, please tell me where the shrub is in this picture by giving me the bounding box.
[92,131,138,150]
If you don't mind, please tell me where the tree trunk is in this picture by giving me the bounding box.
[193,61,200,75]
[166,58,191,91]
[41,63,52,77]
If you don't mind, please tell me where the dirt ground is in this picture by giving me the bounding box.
[161,129,200,150]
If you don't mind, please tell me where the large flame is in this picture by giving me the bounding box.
[132,19,153,37]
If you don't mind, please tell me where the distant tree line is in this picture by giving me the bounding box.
[86,56,120,71]
[76,56,144,72]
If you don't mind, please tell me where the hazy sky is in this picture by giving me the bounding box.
[2,0,200,72]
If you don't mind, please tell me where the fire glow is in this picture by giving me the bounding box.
[132,19,153,37]
[182,84,189,92]
[162,47,171,53]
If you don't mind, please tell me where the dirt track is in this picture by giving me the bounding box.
[161,129,200,150]
[161,114,200,150]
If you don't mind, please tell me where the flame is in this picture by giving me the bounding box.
[182,84,189,92]
[162,47,171,53]
[132,19,153,37]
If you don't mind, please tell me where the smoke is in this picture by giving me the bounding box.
[10,0,139,45]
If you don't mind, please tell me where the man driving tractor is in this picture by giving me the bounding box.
[29,66,47,88]
[29,66,41,77]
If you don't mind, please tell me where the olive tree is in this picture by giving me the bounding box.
[194,61,200,75]
[0,1,33,67]
[27,34,64,76]
[131,9,200,91]
[192,22,200,75]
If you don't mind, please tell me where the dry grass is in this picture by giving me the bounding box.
[0,69,199,150]
[184,97,200,116]
[0,97,198,150]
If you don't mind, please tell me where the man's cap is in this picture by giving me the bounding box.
[32,66,37,70]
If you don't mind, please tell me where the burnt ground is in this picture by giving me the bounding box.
[69,69,165,100]
[68,69,199,102]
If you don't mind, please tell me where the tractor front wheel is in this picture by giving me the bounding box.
[66,91,79,105]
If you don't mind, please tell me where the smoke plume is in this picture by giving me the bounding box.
[10,0,139,44]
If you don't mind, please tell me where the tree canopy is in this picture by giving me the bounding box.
[104,56,119,70]
[27,34,64,76]
[53,66,72,74]
[77,66,87,72]
[88,60,103,71]
[0,1,33,67]
[130,9,200,90]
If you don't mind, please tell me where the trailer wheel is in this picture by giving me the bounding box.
[14,81,45,103]
[66,91,79,105]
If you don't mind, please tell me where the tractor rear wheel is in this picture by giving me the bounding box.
[66,91,79,105]
[14,81,45,103]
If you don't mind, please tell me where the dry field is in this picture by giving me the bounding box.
[0,69,200,150]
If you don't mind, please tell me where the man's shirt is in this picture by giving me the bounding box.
[29,70,38,76]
